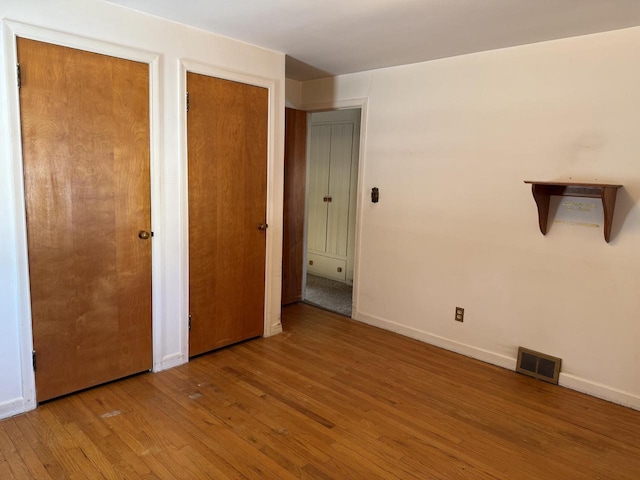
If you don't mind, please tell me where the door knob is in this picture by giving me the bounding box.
[138,230,150,240]
[258,224,268,231]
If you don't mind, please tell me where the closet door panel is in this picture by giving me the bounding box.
[307,125,331,252]
[326,123,354,257]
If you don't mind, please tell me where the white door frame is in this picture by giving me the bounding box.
[0,20,161,415]
[179,60,281,358]
[299,98,369,318]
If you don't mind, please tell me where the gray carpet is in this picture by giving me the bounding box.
[305,274,353,317]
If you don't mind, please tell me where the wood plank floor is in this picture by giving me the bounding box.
[2,303,640,479]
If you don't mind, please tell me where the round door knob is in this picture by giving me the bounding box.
[258,224,268,231]
[138,230,150,240]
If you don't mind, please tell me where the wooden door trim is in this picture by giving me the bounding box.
[1,20,161,415]
[299,99,368,319]
[179,59,282,351]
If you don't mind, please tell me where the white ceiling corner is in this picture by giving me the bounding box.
[104,0,640,81]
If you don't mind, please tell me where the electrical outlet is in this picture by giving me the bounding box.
[455,307,464,322]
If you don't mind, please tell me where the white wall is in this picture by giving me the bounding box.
[0,0,285,419]
[285,78,302,108]
[301,27,640,409]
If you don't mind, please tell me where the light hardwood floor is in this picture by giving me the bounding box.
[2,303,640,479]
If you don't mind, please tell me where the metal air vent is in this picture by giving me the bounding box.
[516,347,561,385]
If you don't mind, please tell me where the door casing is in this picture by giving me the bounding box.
[179,60,280,359]
[2,20,161,412]
[299,100,368,316]
[19,37,153,402]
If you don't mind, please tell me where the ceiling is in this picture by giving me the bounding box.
[105,0,640,81]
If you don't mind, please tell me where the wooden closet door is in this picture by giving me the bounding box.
[187,73,268,356]
[18,38,152,402]
[282,108,307,305]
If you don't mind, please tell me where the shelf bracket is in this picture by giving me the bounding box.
[601,186,619,243]
[530,184,551,236]
[524,181,622,243]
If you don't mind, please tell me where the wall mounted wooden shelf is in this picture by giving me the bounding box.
[524,181,622,243]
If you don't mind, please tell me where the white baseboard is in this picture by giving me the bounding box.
[354,311,516,370]
[354,311,640,412]
[267,321,283,337]
[0,396,30,420]
[156,353,187,372]
[559,373,640,411]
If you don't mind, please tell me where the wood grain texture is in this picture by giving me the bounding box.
[18,38,152,403]
[281,108,307,305]
[2,303,640,479]
[187,73,268,356]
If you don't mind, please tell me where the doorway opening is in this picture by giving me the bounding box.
[303,108,361,317]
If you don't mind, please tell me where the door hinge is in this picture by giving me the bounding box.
[188,314,192,331]
[186,92,190,112]
[32,350,36,372]
[16,64,21,89]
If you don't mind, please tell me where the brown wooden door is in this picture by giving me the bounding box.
[187,73,268,356]
[18,38,152,403]
[282,108,307,305]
